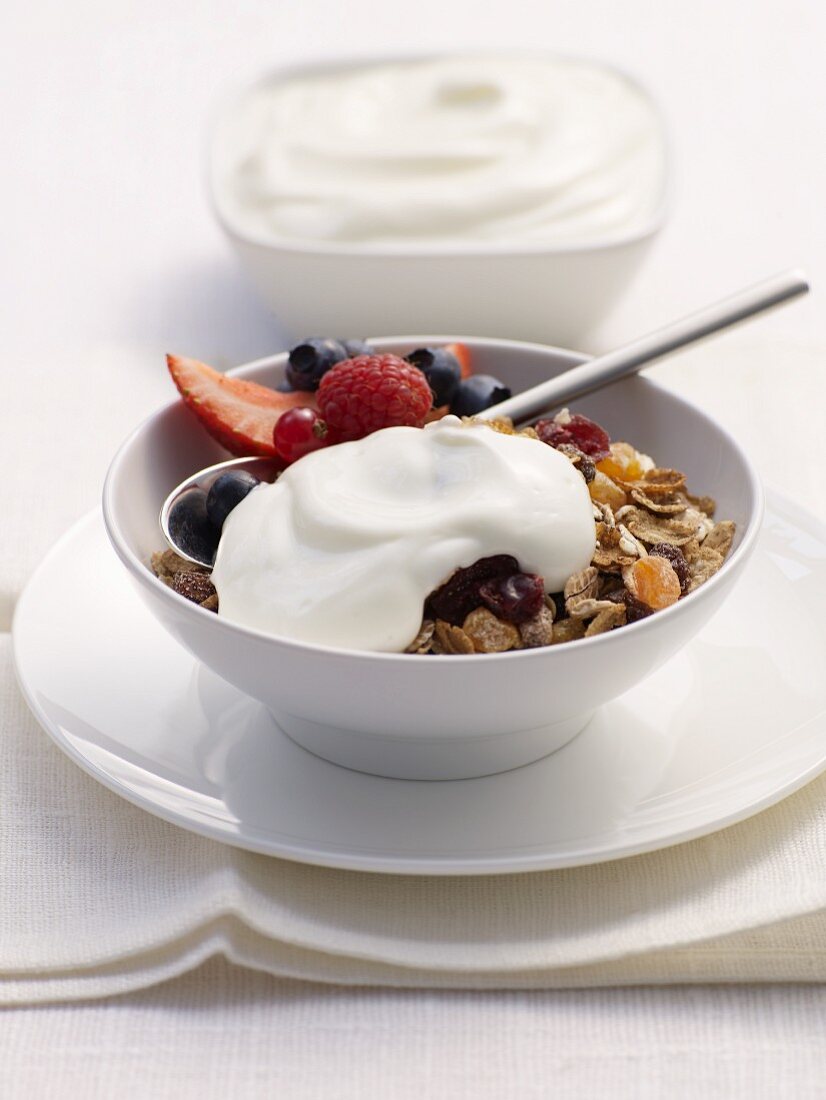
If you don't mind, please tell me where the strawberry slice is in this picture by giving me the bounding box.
[167,354,316,457]
[444,342,472,380]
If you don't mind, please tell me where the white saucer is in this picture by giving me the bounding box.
[13,496,826,875]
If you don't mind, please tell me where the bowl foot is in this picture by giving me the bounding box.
[269,710,595,781]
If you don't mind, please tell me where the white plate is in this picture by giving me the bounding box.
[13,497,826,875]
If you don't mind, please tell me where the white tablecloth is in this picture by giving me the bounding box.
[5,0,826,1094]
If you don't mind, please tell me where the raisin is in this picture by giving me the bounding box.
[555,443,596,484]
[479,572,545,623]
[549,592,567,620]
[427,555,520,625]
[624,591,655,623]
[171,570,217,606]
[649,543,690,596]
[535,414,611,461]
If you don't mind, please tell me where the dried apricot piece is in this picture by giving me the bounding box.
[588,470,627,510]
[626,555,681,610]
[597,441,646,483]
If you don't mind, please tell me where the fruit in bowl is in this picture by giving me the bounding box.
[103,336,761,780]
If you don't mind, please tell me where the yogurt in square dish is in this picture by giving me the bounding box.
[212,55,667,248]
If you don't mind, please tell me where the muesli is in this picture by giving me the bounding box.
[153,334,735,654]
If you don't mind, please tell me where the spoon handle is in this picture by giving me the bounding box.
[481,268,810,425]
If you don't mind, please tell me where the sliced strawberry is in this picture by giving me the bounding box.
[444,342,472,380]
[167,354,316,457]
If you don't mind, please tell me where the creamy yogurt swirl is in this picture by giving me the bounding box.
[213,55,666,247]
[211,418,596,652]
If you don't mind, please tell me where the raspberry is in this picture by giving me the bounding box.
[317,354,433,443]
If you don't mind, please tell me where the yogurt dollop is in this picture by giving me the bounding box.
[213,55,666,247]
[211,419,596,652]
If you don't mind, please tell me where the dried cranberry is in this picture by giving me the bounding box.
[535,414,611,461]
[479,572,545,623]
[427,555,519,625]
[649,543,690,596]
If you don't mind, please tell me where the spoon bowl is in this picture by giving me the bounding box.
[161,455,280,567]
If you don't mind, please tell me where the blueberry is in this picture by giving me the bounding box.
[167,489,220,566]
[449,375,512,417]
[342,338,373,357]
[286,338,349,391]
[406,347,461,406]
[206,470,260,531]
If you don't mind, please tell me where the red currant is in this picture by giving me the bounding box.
[273,407,328,463]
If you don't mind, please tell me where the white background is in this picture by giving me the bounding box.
[4,1,826,1095]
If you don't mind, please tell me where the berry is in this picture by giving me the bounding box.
[167,354,314,457]
[649,543,690,596]
[535,413,611,461]
[273,406,328,463]
[167,489,219,566]
[427,555,519,625]
[317,354,433,442]
[479,572,545,623]
[405,346,462,406]
[206,470,260,530]
[286,338,349,391]
[449,375,511,417]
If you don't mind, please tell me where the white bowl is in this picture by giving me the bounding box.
[103,337,762,780]
[206,56,668,346]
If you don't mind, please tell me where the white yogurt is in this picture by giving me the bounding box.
[211,419,596,652]
[213,55,666,247]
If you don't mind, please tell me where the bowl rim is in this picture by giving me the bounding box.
[205,49,672,259]
[102,334,765,665]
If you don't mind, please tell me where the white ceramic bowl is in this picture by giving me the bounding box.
[103,337,762,781]
[207,56,668,346]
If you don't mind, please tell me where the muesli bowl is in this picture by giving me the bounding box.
[103,336,762,780]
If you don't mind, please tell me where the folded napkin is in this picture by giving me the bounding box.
[4,336,826,1004]
[4,632,826,1003]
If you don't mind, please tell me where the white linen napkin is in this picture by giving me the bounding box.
[4,631,826,1003]
[4,336,826,1003]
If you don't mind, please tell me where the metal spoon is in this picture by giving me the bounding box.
[161,268,809,566]
[161,455,280,567]
[477,268,809,423]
